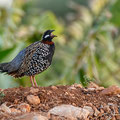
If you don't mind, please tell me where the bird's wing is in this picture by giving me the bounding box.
[9,48,26,73]
[17,41,50,76]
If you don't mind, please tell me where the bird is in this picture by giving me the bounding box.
[0,30,57,87]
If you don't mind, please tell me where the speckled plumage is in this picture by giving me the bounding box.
[17,41,55,77]
[0,30,56,86]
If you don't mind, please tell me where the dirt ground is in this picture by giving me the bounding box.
[0,83,120,120]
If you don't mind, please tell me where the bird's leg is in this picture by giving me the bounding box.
[30,76,34,87]
[33,76,38,87]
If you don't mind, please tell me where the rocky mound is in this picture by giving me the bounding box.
[0,83,120,120]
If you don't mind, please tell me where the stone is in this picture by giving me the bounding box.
[18,103,31,113]
[116,115,120,120]
[10,108,21,115]
[72,83,82,88]
[32,114,48,120]
[14,113,48,120]
[68,86,76,90]
[103,105,111,113]
[100,85,120,95]
[117,94,120,98]
[88,82,99,88]
[51,86,58,90]
[87,88,95,91]
[30,88,39,93]
[14,99,19,104]
[48,105,90,119]
[0,103,11,114]
[108,103,114,106]
[27,95,40,105]
[96,87,104,91]
[83,106,94,115]
[93,107,100,116]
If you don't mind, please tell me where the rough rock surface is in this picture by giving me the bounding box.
[27,95,40,105]
[48,105,90,119]
[0,83,120,120]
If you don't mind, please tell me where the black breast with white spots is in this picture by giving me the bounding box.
[25,43,55,76]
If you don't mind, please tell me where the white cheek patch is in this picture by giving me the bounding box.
[44,35,50,38]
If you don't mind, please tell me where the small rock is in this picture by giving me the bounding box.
[10,108,21,115]
[14,99,19,104]
[30,88,39,93]
[33,114,48,120]
[114,106,119,114]
[96,87,104,91]
[72,83,83,88]
[27,95,40,105]
[85,103,93,107]
[100,85,120,95]
[103,105,111,113]
[83,106,94,116]
[15,113,48,120]
[116,115,120,120]
[18,103,31,113]
[83,88,88,92]
[88,82,99,88]
[87,88,95,91]
[100,109,104,114]
[93,107,100,116]
[111,116,116,120]
[0,103,11,114]
[117,94,120,98]
[48,105,90,119]
[65,92,69,95]
[51,86,58,90]
[68,86,76,90]
[108,103,114,106]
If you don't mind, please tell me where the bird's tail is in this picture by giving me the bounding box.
[0,63,10,73]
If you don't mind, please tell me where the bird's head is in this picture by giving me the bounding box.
[42,30,57,44]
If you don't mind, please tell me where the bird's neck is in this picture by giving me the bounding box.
[42,40,54,45]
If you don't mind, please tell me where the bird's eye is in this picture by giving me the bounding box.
[44,35,50,38]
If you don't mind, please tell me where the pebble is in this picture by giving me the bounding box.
[27,95,40,105]
[14,113,48,120]
[93,107,100,116]
[68,86,76,90]
[117,94,120,98]
[116,115,120,120]
[33,114,48,120]
[83,106,94,115]
[51,86,58,90]
[103,105,111,113]
[72,83,83,88]
[10,108,21,115]
[30,88,39,93]
[18,103,31,112]
[87,88,95,91]
[0,103,11,114]
[96,87,104,91]
[88,82,99,88]
[14,99,19,104]
[100,85,120,95]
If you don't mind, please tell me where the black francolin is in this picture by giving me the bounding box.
[0,30,56,87]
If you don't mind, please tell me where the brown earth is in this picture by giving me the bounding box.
[0,83,120,120]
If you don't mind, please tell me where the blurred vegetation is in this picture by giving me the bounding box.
[0,0,120,88]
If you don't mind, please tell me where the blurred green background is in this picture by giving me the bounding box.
[0,0,120,88]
